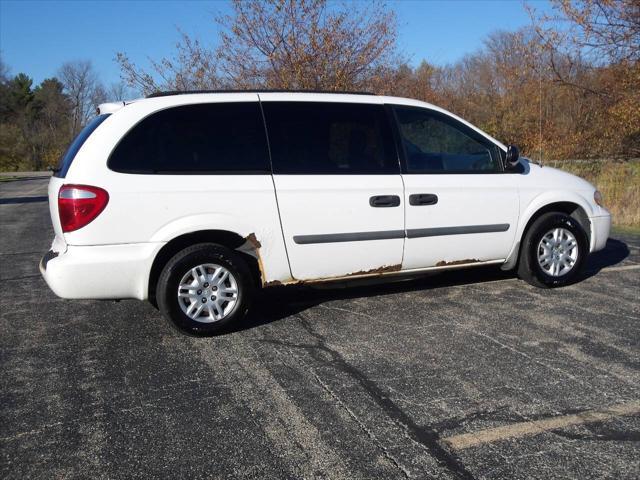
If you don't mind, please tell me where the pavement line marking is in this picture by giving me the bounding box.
[443,401,640,450]
[599,264,640,273]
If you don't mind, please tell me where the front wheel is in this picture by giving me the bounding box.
[156,243,254,335]
[517,212,588,288]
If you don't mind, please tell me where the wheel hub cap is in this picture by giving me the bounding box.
[177,263,239,323]
[537,227,579,277]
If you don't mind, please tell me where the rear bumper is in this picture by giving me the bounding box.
[40,242,164,300]
[590,213,611,253]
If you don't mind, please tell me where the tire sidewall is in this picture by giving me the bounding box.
[157,244,253,336]
[526,213,588,287]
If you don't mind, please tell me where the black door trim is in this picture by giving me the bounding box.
[293,223,510,244]
[406,224,510,239]
[293,230,405,245]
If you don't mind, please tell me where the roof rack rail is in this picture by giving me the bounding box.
[146,89,377,98]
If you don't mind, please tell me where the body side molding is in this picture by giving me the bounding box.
[294,223,510,244]
[407,224,510,239]
[293,230,405,245]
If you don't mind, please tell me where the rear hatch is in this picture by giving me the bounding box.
[47,114,111,252]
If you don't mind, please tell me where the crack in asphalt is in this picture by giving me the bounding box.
[262,315,477,480]
[270,339,412,479]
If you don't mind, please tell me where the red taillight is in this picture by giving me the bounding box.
[58,184,109,233]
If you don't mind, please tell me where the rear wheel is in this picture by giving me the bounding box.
[156,243,254,335]
[517,212,588,288]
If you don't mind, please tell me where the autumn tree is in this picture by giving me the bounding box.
[528,0,640,157]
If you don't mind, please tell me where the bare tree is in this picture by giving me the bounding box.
[108,82,134,101]
[117,31,220,95]
[534,0,640,64]
[528,0,639,90]
[117,0,399,94]
[58,60,105,134]
[215,0,400,90]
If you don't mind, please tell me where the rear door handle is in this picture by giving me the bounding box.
[369,195,401,208]
[409,193,438,206]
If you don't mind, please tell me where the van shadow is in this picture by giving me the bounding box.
[233,267,513,333]
[231,237,631,334]
[581,238,630,277]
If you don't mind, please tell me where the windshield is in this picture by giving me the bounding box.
[54,114,110,178]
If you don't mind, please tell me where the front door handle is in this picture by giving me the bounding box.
[409,193,438,206]
[369,195,401,208]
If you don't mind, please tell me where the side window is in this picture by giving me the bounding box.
[263,102,399,174]
[55,114,110,178]
[108,102,270,174]
[393,106,502,173]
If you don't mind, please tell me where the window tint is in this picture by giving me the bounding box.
[394,107,501,173]
[55,114,110,178]
[263,102,398,174]
[108,102,270,174]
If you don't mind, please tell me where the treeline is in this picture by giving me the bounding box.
[0,61,129,171]
[116,0,638,162]
[388,31,639,160]
[1,0,638,172]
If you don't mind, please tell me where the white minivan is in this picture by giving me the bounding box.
[41,91,611,335]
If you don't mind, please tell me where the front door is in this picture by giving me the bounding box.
[261,98,404,281]
[391,105,519,269]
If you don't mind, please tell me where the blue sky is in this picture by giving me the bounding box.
[0,0,553,88]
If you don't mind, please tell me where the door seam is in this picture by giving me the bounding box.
[257,93,295,280]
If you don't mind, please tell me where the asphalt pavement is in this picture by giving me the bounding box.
[1,177,639,479]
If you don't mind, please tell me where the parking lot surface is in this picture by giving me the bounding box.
[1,177,639,479]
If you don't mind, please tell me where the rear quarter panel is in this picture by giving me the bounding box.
[60,94,291,284]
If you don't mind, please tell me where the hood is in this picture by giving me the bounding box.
[524,161,596,192]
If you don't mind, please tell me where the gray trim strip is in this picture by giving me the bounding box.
[406,224,510,239]
[294,224,510,245]
[293,230,405,245]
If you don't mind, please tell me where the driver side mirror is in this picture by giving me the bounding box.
[505,145,520,169]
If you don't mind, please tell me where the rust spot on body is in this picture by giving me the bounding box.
[245,233,262,250]
[242,233,268,286]
[348,264,402,276]
[263,264,403,288]
[435,259,480,267]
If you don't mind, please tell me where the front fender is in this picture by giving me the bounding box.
[505,189,597,266]
[517,190,596,238]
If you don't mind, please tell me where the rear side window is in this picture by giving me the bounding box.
[55,114,110,178]
[393,106,502,173]
[108,102,270,174]
[263,102,398,174]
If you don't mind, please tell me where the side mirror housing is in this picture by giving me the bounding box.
[505,145,520,169]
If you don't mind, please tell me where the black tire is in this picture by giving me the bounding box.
[156,243,254,336]
[517,212,588,288]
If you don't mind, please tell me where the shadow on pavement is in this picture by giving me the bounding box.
[0,196,48,205]
[582,238,630,277]
[233,236,632,334]
[234,265,515,333]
